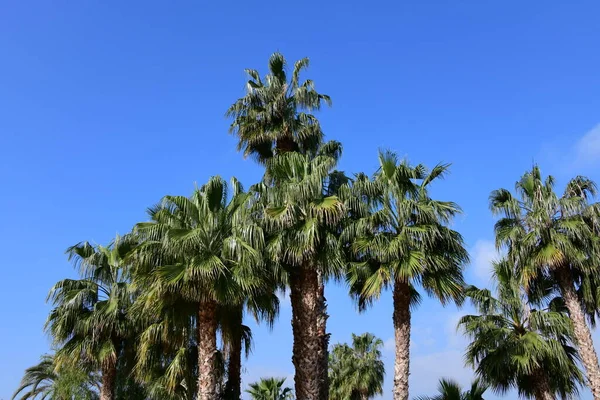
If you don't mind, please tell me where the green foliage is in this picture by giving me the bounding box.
[131,176,273,399]
[246,377,294,400]
[45,236,138,398]
[414,378,487,400]
[490,166,600,300]
[227,52,331,163]
[12,354,99,400]
[329,333,385,400]
[252,144,347,278]
[345,149,468,311]
[459,260,584,399]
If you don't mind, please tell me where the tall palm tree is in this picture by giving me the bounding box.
[12,354,99,400]
[246,378,294,400]
[251,143,347,399]
[459,259,584,400]
[414,378,487,400]
[133,176,266,400]
[45,237,136,400]
[226,52,331,164]
[345,150,468,400]
[490,166,600,398]
[329,333,385,400]
[228,53,335,399]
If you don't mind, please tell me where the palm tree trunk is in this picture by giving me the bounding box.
[99,361,117,400]
[316,269,330,400]
[392,279,411,400]
[531,368,554,400]
[224,306,243,400]
[290,266,321,400]
[198,300,219,400]
[556,267,600,400]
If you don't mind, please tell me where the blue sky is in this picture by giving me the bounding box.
[1,1,600,399]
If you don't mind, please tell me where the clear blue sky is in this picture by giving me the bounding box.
[1,1,600,399]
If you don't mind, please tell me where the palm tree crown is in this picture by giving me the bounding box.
[226,52,332,163]
[414,378,487,400]
[246,377,294,400]
[12,354,99,400]
[329,333,385,400]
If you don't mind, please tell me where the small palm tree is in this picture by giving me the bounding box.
[329,333,385,400]
[459,259,584,400]
[345,150,468,400]
[246,378,294,400]
[490,167,600,398]
[12,354,99,400]
[226,52,331,163]
[45,237,136,400]
[414,378,487,400]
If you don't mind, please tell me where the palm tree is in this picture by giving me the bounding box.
[228,53,336,399]
[345,150,468,400]
[246,378,294,400]
[414,378,487,400]
[226,52,331,164]
[133,176,266,400]
[490,166,600,398]
[45,237,136,400]
[12,354,99,400]
[459,259,584,400]
[329,333,385,400]
[251,143,347,399]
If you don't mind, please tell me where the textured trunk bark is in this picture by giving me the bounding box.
[316,270,330,400]
[392,280,411,400]
[224,307,243,400]
[99,361,117,400]
[531,368,554,400]
[556,267,600,400]
[197,300,219,400]
[290,267,321,400]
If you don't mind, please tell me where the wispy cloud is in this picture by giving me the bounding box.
[468,240,499,286]
[573,124,600,168]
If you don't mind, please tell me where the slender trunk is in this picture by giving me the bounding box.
[359,391,369,400]
[99,361,117,400]
[290,267,321,400]
[531,368,554,400]
[316,270,330,400]
[392,280,411,400]
[224,306,243,400]
[556,267,600,400]
[198,300,219,400]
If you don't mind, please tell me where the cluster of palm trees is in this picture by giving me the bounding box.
[13,52,600,400]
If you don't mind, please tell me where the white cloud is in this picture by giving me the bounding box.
[573,124,600,168]
[410,349,474,396]
[468,240,498,286]
[384,336,395,353]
